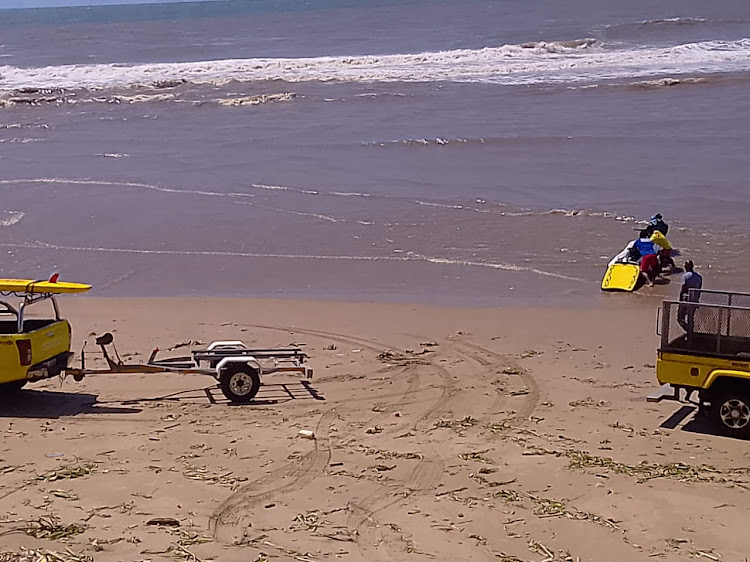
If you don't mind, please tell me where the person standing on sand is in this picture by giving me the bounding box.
[678,260,703,333]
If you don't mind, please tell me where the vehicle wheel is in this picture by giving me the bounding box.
[712,389,750,438]
[219,364,260,404]
[0,380,27,393]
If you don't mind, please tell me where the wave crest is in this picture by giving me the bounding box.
[0,88,296,109]
[0,210,24,227]
[362,137,486,147]
[2,37,749,90]
[637,17,709,26]
[519,38,598,52]
[628,76,710,88]
[213,92,296,106]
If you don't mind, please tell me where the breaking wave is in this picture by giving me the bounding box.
[518,38,598,51]
[361,134,596,148]
[627,76,711,88]
[1,38,749,91]
[636,17,709,26]
[576,73,750,91]
[362,137,486,147]
[0,137,42,144]
[600,17,750,35]
[0,210,24,227]
[0,87,297,109]
[212,92,296,106]
[0,122,50,130]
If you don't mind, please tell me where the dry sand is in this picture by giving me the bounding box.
[0,297,748,562]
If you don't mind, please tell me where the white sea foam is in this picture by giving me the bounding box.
[0,177,633,226]
[1,38,749,90]
[636,17,709,25]
[0,210,24,227]
[234,200,349,224]
[362,137,486,147]
[0,177,255,200]
[0,240,586,283]
[251,183,319,195]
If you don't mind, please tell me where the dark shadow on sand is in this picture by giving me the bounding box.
[659,404,696,429]
[0,389,142,419]
[659,404,748,441]
[105,380,325,407]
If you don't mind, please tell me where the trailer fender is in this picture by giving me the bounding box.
[207,341,247,351]
[216,356,261,376]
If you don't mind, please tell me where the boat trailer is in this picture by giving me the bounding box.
[66,333,313,403]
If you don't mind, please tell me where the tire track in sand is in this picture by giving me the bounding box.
[209,325,435,543]
[344,342,482,560]
[209,409,335,541]
[346,456,445,561]
[457,340,540,423]
[347,339,541,560]
[229,325,461,557]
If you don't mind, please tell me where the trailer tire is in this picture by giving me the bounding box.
[711,387,750,438]
[219,364,260,404]
[0,380,27,393]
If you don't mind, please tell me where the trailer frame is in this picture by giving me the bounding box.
[66,333,313,403]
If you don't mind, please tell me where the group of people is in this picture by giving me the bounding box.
[609,213,675,287]
[608,213,704,333]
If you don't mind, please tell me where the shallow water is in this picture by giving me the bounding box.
[0,0,748,304]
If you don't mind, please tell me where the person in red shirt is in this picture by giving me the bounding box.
[639,252,661,287]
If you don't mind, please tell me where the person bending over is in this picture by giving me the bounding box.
[650,230,675,272]
[639,252,661,287]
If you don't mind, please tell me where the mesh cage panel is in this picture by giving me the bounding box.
[661,297,750,356]
[688,289,750,308]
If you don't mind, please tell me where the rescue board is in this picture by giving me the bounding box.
[601,263,640,292]
[0,278,91,294]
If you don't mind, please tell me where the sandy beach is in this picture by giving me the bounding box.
[0,296,747,561]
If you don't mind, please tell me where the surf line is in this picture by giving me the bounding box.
[0,176,513,218]
[0,177,255,199]
[0,241,586,283]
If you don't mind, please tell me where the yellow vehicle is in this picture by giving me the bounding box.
[648,289,750,437]
[0,277,90,392]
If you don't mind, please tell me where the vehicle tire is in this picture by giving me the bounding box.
[219,364,260,404]
[0,380,27,393]
[711,388,750,438]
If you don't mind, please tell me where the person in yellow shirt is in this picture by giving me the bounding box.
[650,230,675,272]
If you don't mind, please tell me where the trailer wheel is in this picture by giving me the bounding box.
[0,380,27,393]
[219,364,260,404]
[712,388,750,438]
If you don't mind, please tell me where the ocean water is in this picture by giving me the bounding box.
[0,0,749,305]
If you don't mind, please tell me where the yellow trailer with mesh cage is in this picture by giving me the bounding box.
[648,289,750,437]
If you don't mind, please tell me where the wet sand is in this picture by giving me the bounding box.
[0,297,748,561]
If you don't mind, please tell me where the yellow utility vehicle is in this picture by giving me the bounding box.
[0,277,91,392]
[649,289,750,437]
